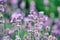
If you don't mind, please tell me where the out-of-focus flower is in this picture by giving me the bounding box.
[39,34,48,40]
[52,24,60,35]
[57,6,60,13]
[11,12,17,23]
[11,11,23,23]
[45,26,50,32]
[11,0,18,5]
[24,17,31,22]
[11,0,18,8]
[23,35,30,40]
[20,1,26,9]
[34,23,43,31]
[30,1,35,7]
[48,35,57,40]
[15,35,21,40]
[30,1,36,11]
[44,0,49,5]
[39,11,44,18]
[43,32,49,38]
[6,28,15,35]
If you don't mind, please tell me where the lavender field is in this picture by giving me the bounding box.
[0,0,60,40]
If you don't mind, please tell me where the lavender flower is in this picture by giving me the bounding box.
[52,24,60,35]
[30,1,35,7]
[39,11,44,18]
[44,0,49,5]
[57,6,60,13]
[48,35,57,40]
[11,0,18,5]
[30,1,36,11]
[15,35,21,40]
[34,23,43,31]
[6,28,15,35]
[11,0,18,8]
[11,12,17,23]
[23,35,30,40]
[20,1,26,9]
[45,26,50,32]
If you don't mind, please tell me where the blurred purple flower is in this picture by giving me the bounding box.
[30,1,36,11]
[44,0,49,5]
[52,24,60,35]
[6,28,15,35]
[57,6,60,13]
[30,1,35,7]
[34,23,43,30]
[11,0,18,5]
[20,1,26,9]
[24,35,30,40]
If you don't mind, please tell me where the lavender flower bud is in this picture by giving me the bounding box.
[20,1,26,9]
[44,0,49,5]
[11,0,18,5]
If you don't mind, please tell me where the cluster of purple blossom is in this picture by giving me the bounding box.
[0,0,60,40]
